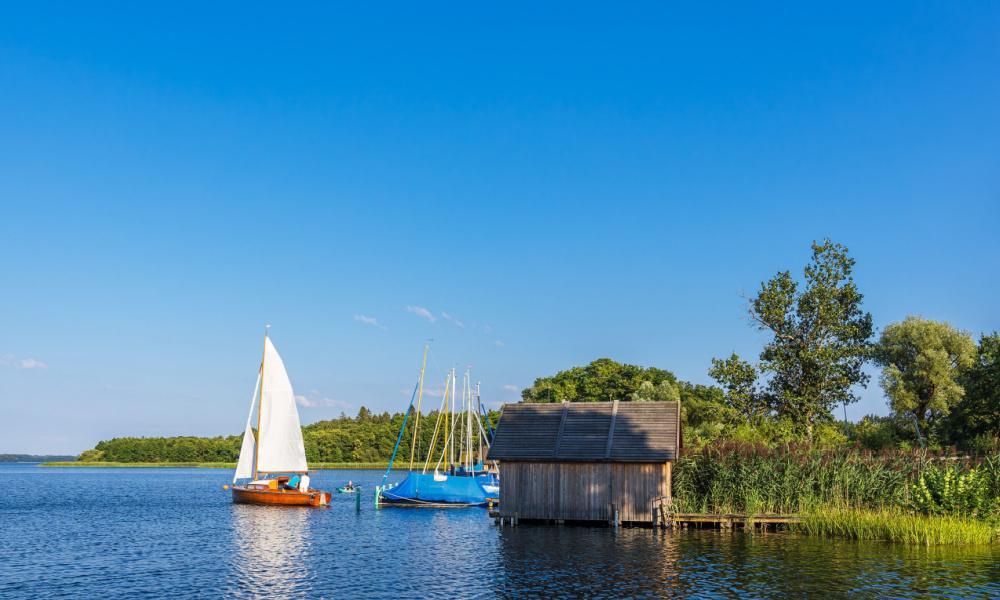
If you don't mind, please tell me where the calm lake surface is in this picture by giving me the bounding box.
[1,465,997,598]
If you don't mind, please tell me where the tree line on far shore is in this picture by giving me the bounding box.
[78,408,499,464]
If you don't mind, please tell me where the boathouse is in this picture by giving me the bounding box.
[487,400,680,525]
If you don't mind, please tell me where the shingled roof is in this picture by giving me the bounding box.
[487,401,680,462]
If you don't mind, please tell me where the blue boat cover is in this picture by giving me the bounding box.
[381,473,491,505]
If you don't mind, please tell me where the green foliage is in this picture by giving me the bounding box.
[78,406,501,465]
[521,358,679,403]
[875,317,977,431]
[708,353,767,419]
[848,414,911,451]
[910,458,1000,519]
[943,333,1000,450]
[722,240,874,437]
[630,380,680,403]
[77,449,105,461]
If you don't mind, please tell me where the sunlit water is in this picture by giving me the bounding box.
[1,465,996,598]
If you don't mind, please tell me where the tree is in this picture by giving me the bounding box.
[708,353,767,419]
[630,380,680,403]
[943,333,1000,450]
[521,358,677,403]
[874,317,976,433]
[719,239,874,437]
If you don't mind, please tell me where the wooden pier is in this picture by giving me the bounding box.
[491,508,802,530]
[669,513,801,530]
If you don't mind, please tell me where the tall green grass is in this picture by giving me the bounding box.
[672,443,917,514]
[796,509,999,546]
[672,444,1000,518]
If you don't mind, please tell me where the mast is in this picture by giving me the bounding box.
[408,343,429,471]
[466,371,472,469]
[450,368,456,467]
[476,382,482,466]
[252,324,269,481]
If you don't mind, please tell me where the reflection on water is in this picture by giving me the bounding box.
[496,526,1000,598]
[1,466,997,599]
[229,505,313,597]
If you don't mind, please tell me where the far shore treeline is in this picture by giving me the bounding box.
[1,454,76,463]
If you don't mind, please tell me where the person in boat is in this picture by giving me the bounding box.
[299,472,310,492]
[346,480,354,490]
[284,474,301,491]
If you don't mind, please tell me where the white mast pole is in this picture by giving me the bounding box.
[449,368,456,468]
[476,381,482,466]
[466,371,472,470]
[252,324,270,481]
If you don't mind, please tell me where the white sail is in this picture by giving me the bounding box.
[233,372,261,483]
[256,337,308,473]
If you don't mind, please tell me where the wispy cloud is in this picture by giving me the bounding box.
[503,384,520,393]
[494,340,505,348]
[295,392,351,410]
[1,355,47,369]
[353,314,387,331]
[399,386,445,398]
[440,311,465,328]
[483,324,494,335]
[405,305,436,323]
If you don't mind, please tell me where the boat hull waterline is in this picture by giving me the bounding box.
[231,486,331,507]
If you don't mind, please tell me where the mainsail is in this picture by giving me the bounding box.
[233,372,260,483]
[256,337,308,473]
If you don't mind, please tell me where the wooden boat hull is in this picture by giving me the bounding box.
[231,486,331,507]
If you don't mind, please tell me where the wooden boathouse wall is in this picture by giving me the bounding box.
[488,400,680,525]
[498,461,671,523]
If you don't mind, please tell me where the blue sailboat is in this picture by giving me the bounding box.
[376,353,498,507]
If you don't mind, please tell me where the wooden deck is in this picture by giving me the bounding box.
[670,513,801,529]
[491,508,802,529]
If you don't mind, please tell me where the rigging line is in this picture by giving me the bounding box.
[408,343,430,471]
[422,373,451,474]
[381,381,419,488]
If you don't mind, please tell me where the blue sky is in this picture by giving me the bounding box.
[1,3,998,453]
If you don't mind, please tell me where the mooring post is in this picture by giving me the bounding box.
[374,485,381,509]
[356,488,361,512]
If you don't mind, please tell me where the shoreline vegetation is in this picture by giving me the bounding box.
[673,445,999,546]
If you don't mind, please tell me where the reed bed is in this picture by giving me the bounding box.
[672,444,1000,545]
[671,443,921,514]
[795,509,999,546]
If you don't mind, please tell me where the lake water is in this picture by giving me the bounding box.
[1,465,997,598]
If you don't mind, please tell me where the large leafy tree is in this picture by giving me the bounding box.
[943,333,1000,450]
[713,240,874,437]
[520,358,677,403]
[874,317,976,433]
[708,353,767,419]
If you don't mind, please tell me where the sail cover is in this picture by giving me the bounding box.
[233,372,260,482]
[256,337,308,473]
[381,473,490,505]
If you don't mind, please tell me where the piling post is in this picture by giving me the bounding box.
[356,488,361,512]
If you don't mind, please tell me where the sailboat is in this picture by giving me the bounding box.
[230,329,331,507]
[375,346,499,507]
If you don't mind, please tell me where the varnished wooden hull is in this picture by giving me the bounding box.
[231,486,331,507]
